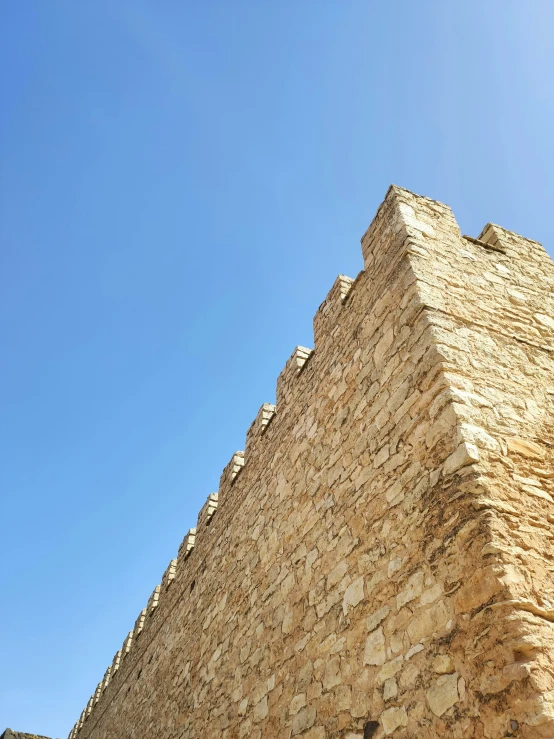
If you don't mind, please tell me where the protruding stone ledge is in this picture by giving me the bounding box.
[276,346,313,406]
[220,451,244,488]
[197,492,218,528]
[134,608,147,637]
[122,629,134,655]
[463,232,507,255]
[147,585,161,613]
[245,403,276,457]
[178,528,197,561]
[101,664,112,692]
[478,224,509,253]
[313,274,354,346]
[162,559,177,589]
[110,650,122,679]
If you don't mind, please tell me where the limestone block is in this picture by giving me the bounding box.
[304,728,325,739]
[322,656,341,690]
[364,627,386,666]
[383,678,397,701]
[376,656,403,685]
[252,696,268,722]
[426,673,459,716]
[327,559,348,590]
[506,436,545,459]
[380,706,408,735]
[290,692,307,714]
[443,441,480,476]
[406,599,450,643]
[396,571,424,609]
[291,706,316,735]
[343,576,365,614]
[366,605,390,632]
[400,663,420,689]
[432,654,455,674]
[454,565,505,613]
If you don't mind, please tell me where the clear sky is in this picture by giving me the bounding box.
[1,2,553,736]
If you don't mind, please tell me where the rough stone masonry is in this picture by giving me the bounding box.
[64,186,553,738]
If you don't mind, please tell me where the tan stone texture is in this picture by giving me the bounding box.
[69,187,554,738]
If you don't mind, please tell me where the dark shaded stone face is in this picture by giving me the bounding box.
[364,720,380,738]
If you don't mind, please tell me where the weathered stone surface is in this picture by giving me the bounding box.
[343,575,365,613]
[365,605,390,633]
[363,627,386,666]
[383,677,398,701]
[291,706,316,735]
[381,706,408,734]
[426,673,460,716]
[432,654,455,674]
[65,187,554,739]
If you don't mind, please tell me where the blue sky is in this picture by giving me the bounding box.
[1,2,553,736]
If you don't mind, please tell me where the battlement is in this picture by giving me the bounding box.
[1,732,53,739]
[67,186,554,739]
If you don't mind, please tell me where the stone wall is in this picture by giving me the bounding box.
[68,187,554,739]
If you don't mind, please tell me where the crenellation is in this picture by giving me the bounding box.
[218,451,245,504]
[122,630,134,655]
[100,665,111,692]
[245,403,276,457]
[275,345,313,406]
[133,608,146,636]
[196,492,218,528]
[146,585,160,613]
[479,222,527,253]
[177,527,196,561]
[312,274,355,347]
[110,649,121,675]
[67,186,554,739]
[161,559,177,589]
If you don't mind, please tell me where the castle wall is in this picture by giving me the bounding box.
[378,189,554,737]
[1,731,53,739]
[70,187,554,739]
